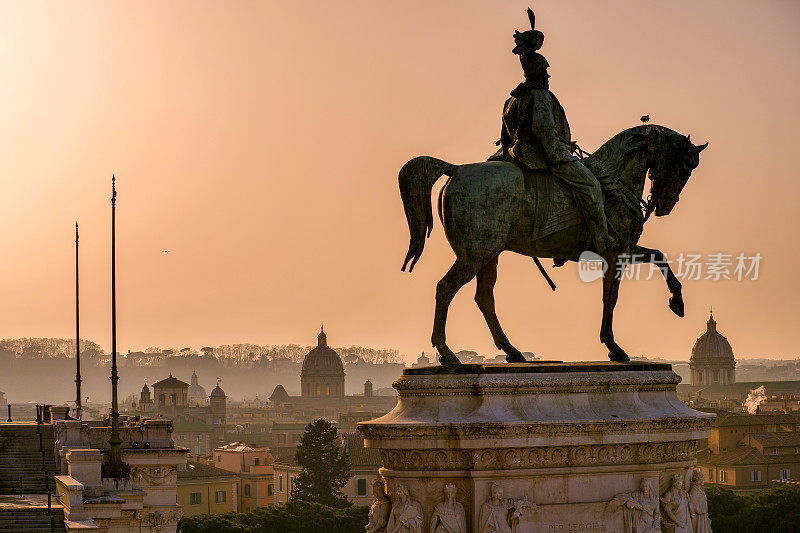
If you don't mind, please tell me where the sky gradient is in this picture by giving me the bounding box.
[1,1,798,362]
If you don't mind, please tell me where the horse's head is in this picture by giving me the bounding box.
[648,132,707,216]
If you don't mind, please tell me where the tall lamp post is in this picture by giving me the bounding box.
[74,222,82,420]
[107,175,125,477]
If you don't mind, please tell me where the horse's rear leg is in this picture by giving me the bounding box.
[432,258,479,365]
[600,254,630,362]
[475,257,526,363]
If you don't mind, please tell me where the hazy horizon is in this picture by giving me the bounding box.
[2,1,799,363]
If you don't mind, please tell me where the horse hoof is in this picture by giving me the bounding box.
[608,350,630,363]
[439,354,462,366]
[669,296,684,317]
[437,349,462,366]
[505,350,527,363]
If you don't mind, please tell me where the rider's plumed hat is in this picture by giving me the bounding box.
[512,8,544,56]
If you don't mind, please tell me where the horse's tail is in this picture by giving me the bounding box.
[399,156,455,272]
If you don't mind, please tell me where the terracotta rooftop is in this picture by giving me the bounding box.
[715,412,797,427]
[272,434,380,469]
[697,447,800,466]
[178,461,238,480]
[748,432,800,448]
[341,433,381,468]
[273,454,297,467]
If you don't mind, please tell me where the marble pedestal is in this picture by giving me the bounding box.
[358,362,713,533]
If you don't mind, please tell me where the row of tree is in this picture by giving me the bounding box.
[0,337,403,365]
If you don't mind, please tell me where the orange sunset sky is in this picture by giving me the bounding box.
[0,1,798,362]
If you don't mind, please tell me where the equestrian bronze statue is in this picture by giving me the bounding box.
[399,9,707,365]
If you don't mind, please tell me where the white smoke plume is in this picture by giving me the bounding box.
[744,385,767,414]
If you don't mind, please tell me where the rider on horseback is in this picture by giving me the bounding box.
[491,10,614,254]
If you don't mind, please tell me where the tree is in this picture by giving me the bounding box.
[706,485,800,533]
[291,419,352,507]
[177,500,369,533]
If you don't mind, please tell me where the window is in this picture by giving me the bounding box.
[255,458,260,466]
[708,470,714,482]
[289,476,294,492]
[217,455,221,462]
[268,484,274,496]
[190,492,202,505]
[316,385,321,396]
[244,484,251,496]
[326,385,330,395]
[780,469,791,480]
[279,475,284,492]
[215,490,226,503]
[720,470,727,483]
[357,478,367,496]
[750,470,761,482]
[774,448,779,455]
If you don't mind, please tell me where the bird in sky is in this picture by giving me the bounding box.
[640,115,650,124]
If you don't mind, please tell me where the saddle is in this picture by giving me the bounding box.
[524,170,584,241]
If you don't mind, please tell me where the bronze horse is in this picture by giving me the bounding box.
[399,125,707,364]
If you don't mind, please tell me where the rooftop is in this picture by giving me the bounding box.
[178,461,237,480]
[215,442,271,453]
[152,373,189,389]
[697,447,800,466]
[716,412,797,427]
[748,432,800,447]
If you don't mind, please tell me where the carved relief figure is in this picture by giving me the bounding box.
[429,483,467,533]
[687,470,712,533]
[608,478,660,533]
[661,473,691,533]
[478,482,533,533]
[387,483,424,533]
[366,479,391,533]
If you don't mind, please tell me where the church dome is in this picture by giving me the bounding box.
[691,311,734,363]
[301,327,345,375]
[187,370,208,403]
[141,382,150,394]
[210,379,226,398]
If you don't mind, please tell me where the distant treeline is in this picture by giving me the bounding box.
[0,337,403,366]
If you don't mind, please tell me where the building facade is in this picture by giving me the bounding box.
[696,412,800,492]
[177,461,238,516]
[690,311,736,385]
[213,442,275,512]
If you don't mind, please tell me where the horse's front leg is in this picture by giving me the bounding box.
[630,245,684,317]
[600,254,630,362]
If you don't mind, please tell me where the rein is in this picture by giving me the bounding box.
[575,144,652,224]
